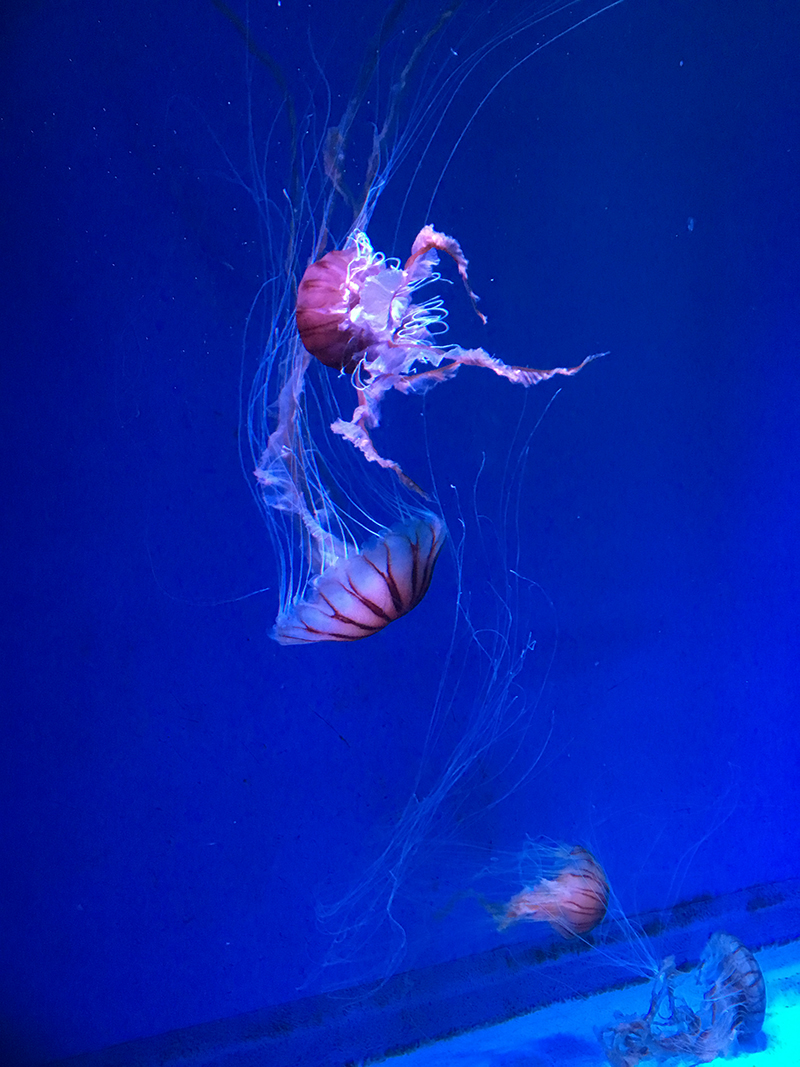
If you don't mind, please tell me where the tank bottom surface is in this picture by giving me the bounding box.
[51,879,800,1067]
[392,938,800,1066]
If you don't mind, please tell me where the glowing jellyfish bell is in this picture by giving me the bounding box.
[699,931,766,1041]
[495,842,610,937]
[240,0,613,644]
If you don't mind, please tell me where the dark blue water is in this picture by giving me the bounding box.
[2,0,798,1061]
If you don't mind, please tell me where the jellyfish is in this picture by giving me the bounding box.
[495,843,609,937]
[598,933,766,1066]
[296,224,601,486]
[233,0,616,644]
[698,931,766,1041]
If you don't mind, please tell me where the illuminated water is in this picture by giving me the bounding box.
[2,0,798,1064]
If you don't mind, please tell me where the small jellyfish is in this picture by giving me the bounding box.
[699,931,766,1040]
[497,844,609,937]
[598,932,765,1067]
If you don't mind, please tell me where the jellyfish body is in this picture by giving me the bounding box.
[297,227,602,486]
[497,844,609,937]
[274,512,445,644]
[699,931,766,1039]
[251,326,445,643]
[598,933,765,1067]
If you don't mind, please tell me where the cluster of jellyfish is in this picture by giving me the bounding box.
[233,0,768,1060]
[478,845,767,1063]
[258,218,598,644]
[245,0,604,647]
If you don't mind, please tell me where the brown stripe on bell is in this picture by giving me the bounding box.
[273,512,446,645]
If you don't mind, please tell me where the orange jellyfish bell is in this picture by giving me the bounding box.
[295,246,379,372]
[273,512,445,645]
[498,845,609,938]
[700,932,766,1039]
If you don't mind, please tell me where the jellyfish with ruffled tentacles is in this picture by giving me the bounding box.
[493,842,610,937]
[235,0,615,644]
[598,933,766,1066]
[294,223,601,492]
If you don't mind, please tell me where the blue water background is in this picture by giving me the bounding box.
[2,0,798,1060]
